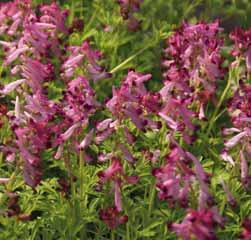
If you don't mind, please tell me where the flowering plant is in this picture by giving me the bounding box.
[1,0,251,239]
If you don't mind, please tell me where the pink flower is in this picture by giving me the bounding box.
[0,79,25,95]
[152,146,194,208]
[246,48,251,72]
[106,70,158,131]
[97,158,138,212]
[40,2,69,33]
[169,207,224,240]
[240,218,251,239]
[240,150,250,189]
[79,129,94,149]
[99,206,128,229]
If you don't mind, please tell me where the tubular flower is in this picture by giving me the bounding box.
[162,21,224,97]
[0,0,111,187]
[99,206,128,229]
[106,70,160,131]
[160,21,224,140]
[97,157,138,214]
[153,136,213,208]
[221,83,251,188]
[169,207,224,240]
[152,141,194,208]
[61,41,111,81]
[240,218,251,239]
[230,27,251,72]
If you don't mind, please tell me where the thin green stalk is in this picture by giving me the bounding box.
[206,73,232,137]
[110,45,152,74]
[69,0,75,23]
[79,149,86,239]
[79,149,84,201]
[0,63,3,78]
[111,230,115,240]
[148,181,156,218]
[126,223,130,240]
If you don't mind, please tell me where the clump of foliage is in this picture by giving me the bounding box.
[1,0,251,239]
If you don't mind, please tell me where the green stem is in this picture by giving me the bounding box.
[0,63,3,78]
[79,149,86,239]
[110,45,152,74]
[79,149,84,200]
[148,181,156,218]
[111,230,115,240]
[206,74,232,137]
[126,223,130,240]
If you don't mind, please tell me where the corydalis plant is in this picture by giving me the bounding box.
[0,0,111,187]
[160,21,224,142]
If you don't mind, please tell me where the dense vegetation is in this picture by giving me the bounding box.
[1,1,251,239]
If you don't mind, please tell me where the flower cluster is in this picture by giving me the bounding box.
[153,135,214,209]
[117,0,143,31]
[169,207,224,240]
[0,0,111,187]
[160,21,224,142]
[230,27,251,72]
[97,157,138,228]
[221,83,251,188]
[107,70,161,131]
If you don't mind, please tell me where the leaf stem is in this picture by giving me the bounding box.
[110,45,152,74]
[206,72,232,136]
